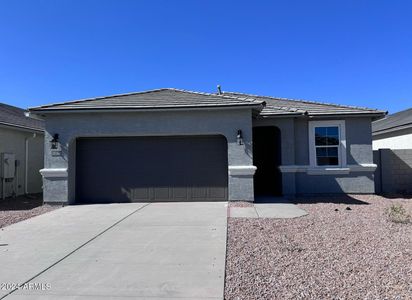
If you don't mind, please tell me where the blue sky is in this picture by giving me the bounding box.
[0,0,411,113]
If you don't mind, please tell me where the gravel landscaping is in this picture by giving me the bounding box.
[225,195,412,300]
[229,201,254,207]
[0,194,60,229]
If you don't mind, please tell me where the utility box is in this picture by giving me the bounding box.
[1,153,16,179]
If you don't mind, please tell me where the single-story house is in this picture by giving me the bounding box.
[28,88,386,204]
[0,103,44,199]
[372,108,412,150]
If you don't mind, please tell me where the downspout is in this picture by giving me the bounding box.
[24,133,37,195]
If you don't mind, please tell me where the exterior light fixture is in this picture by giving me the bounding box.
[237,130,243,145]
[50,134,59,149]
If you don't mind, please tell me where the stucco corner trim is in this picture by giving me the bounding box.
[228,165,257,176]
[40,168,68,178]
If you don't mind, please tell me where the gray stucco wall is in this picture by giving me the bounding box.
[0,126,44,197]
[253,116,376,195]
[295,172,374,193]
[42,109,377,202]
[346,118,374,165]
[42,108,255,204]
[27,135,44,193]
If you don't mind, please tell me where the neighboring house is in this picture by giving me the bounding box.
[372,108,412,195]
[0,103,44,199]
[28,88,385,204]
[372,108,412,150]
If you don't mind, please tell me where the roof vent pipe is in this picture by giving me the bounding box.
[217,85,222,95]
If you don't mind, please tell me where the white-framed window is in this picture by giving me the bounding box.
[308,120,347,167]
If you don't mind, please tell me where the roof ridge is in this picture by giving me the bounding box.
[382,107,412,118]
[221,91,307,114]
[224,91,384,112]
[29,88,173,110]
[372,107,412,132]
[0,102,44,130]
[30,88,265,110]
[0,102,26,114]
[373,121,412,132]
[168,88,264,105]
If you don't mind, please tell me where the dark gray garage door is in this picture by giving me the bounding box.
[75,136,228,203]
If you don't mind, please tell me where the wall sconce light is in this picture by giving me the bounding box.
[237,130,243,145]
[50,134,59,149]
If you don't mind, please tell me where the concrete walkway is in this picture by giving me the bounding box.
[230,199,308,219]
[0,202,227,300]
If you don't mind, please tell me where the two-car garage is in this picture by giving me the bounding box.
[75,135,228,204]
[32,88,263,204]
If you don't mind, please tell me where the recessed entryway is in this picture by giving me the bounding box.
[75,135,228,204]
[253,126,282,198]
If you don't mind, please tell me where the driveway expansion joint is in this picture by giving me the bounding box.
[0,203,151,300]
[253,205,260,218]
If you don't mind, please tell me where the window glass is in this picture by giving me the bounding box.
[314,126,340,166]
[315,126,339,146]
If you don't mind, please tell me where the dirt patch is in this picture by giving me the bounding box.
[0,194,60,228]
[225,195,412,299]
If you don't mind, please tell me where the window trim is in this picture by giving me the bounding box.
[308,120,347,168]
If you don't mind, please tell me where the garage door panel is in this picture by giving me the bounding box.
[76,136,228,203]
[153,187,171,201]
[172,188,188,201]
[191,187,208,199]
[209,187,227,200]
[131,187,151,202]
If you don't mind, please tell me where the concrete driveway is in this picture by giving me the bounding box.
[0,202,227,300]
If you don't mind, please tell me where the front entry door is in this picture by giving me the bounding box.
[253,127,282,196]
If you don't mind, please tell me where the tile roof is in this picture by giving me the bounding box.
[0,103,44,131]
[372,107,412,134]
[223,92,386,117]
[29,88,386,120]
[29,88,264,112]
